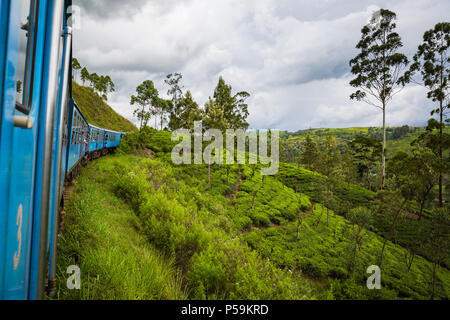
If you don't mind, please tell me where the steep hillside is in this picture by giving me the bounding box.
[72,81,137,132]
[56,129,449,300]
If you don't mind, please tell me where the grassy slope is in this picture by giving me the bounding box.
[56,159,186,299]
[72,81,137,132]
[276,162,450,269]
[57,147,449,299]
[245,204,449,299]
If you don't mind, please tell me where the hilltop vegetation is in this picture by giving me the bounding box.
[281,125,450,160]
[72,81,137,132]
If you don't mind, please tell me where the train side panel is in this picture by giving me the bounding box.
[66,102,86,171]
[0,0,37,300]
[104,130,121,148]
[0,0,62,300]
[29,0,70,300]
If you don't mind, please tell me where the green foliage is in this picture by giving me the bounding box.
[73,60,114,100]
[106,155,315,299]
[117,127,178,155]
[72,58,81,80]
[165,73,185,130]
[72,81,137,132]
[349,135,382,189]
[408,22,449,120]
[349,8,409,189]
[299,135,319,171]
[213,76,250,130]
[276,162,449,269]
[244,201,450,299]
[56,160,186,299]
[174,91,203,131]
[276,163,375,209]
[349,9,408,107]
[131,80,159,130]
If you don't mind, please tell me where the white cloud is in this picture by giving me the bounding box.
[73,0,450,130]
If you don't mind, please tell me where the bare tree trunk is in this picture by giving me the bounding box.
[438,100,443,207]
[208,161,211,185]
[431,246,442,300]
[379,199,407,267]
[381,101,386,190]
[296,214,302,240]
[327,207,329,227]
[315,203,324,227]
[139,105,144,130]
[418,200,425,221]
[406,251,415,272]
[379,238,388,267]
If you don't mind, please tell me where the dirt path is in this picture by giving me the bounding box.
[229,165,243,204]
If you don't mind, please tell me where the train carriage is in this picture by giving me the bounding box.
[88,124,105,153]
[0,0,124,300]
[104,129,122,149]
[66,100,88,173]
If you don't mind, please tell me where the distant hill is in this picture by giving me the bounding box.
[72,81,137,132]
[282,126,450,158]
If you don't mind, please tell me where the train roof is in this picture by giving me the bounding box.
[88,123,124,135]
[72,98,124,134]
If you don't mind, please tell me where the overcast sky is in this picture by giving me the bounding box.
[73,0,449,131]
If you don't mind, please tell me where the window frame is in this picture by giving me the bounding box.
[15,0,39,115]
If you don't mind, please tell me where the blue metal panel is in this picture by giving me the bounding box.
[67,106,80,170]
[29,0,59,300]
[96,127,105,150]
[88,126,96,151]
[47,10,68,281]
[0,0,45,300]
[0,0,12,300]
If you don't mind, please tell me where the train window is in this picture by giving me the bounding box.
[73,115,76,145]
[15,0,38,114]
[71,115,76,145]
[75,115,78,144]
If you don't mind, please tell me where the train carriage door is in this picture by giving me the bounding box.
[0,0,40,300]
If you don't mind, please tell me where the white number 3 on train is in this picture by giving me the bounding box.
[13,205,23,270]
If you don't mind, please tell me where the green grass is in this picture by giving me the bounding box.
[244,202,450,300]
[108,155,316,299]
[72,81,137,132]
[275,162,449,269]
[386,126,450,158]
[56,159,186,299]
[56,145,449,300]
[282,126,450,159]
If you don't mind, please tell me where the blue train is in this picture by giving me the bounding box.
[0,0,124,299]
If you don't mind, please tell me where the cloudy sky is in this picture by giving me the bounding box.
[73,0,449,131]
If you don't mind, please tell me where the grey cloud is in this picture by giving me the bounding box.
[74,0,149,18]
[73,0,450,130]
